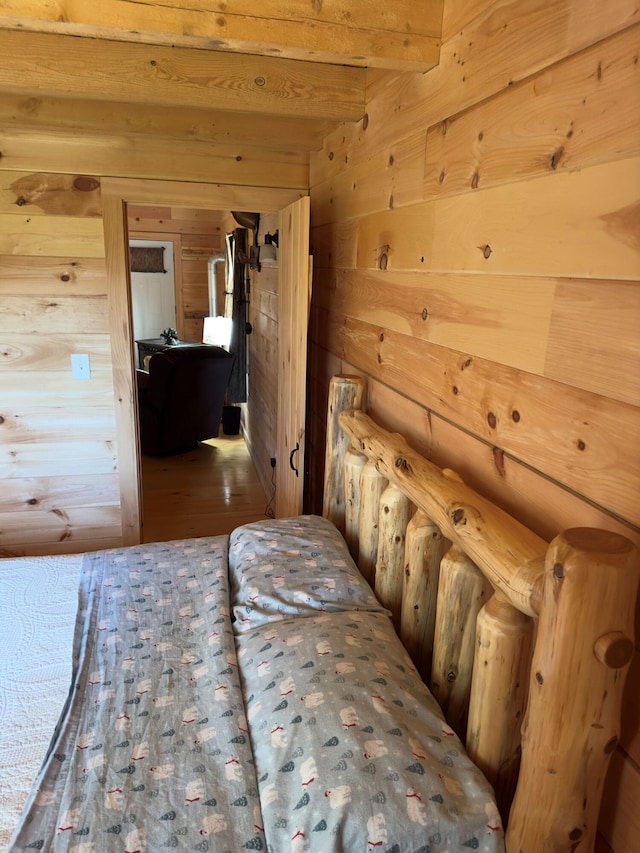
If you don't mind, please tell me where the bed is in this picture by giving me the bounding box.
[1,374,637,852]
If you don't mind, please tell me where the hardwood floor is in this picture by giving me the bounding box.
[141,431,272,543]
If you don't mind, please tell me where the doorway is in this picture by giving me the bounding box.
[102,180,310,545]
[129,239,177,350]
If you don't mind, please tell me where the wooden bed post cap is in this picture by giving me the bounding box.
[594,631,635,669]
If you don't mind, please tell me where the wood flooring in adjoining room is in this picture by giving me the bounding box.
[141,431,272,543]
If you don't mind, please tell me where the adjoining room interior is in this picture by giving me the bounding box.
[128,204,278,540]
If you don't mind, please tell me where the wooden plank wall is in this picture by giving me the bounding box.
[128,204,223,342]
[0,172,121,556]
[306,1,640,848]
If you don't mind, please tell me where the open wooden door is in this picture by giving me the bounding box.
[276,196,311,517]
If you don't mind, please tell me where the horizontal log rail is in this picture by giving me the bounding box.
[338,407,545,617]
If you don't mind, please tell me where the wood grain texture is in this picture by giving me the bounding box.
[0,128,309,189]
[322,374,366,531]
[467,593,533,819]
[0,170,102,216]
[312,129,427,225]
[102,178,305,212]
[0,474,119,513]
[0,92,331,152]
[374,483,411,628]
[0,506,121,555]
[276,196,311,517]
[0,295,109,334]
[0,29,366,120]
[431,546,492,738]
[0,212,105,257]
[400,510,444,681]
[314,157,640,279]
[307,6,640,842]
[313,268,556,375]
[322,308,640,528]
[141,434,268,543]
[102,193,140,546]
[312,0,640,185]
[0,256,106,295]
[545,280,640,406]
[424,24,640,199]
[323,376,640,851]
[339,408,546,616]
[357,460,388,586]
[0,0,443,71]
[507,529,639,850]
[360,371,640,549]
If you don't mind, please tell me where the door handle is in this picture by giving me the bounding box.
[289,442,300,477]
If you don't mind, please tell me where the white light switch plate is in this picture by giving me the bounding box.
[71,353,91,380]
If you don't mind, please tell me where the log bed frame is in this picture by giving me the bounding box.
[321,375,638,852]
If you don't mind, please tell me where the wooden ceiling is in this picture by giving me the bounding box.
[0,2,443,184]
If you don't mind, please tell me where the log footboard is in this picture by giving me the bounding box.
[322,374,638,852]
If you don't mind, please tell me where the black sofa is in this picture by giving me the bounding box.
[136,345,234,455]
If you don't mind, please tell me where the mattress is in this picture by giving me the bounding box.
[0,554,83,849]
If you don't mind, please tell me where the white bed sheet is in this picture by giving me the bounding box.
[0,553,82,849]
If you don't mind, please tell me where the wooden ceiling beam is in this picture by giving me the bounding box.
[0,29,366,121]
[0,93,331,153]
[0,0,443,72]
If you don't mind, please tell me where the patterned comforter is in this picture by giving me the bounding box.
[6,516,504,853]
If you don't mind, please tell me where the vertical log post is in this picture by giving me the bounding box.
[375,483,411,628]
[344,446,367,562]
[400,509,445,681]
[357,460,388,586]
[322,375,365,534]
[431,546,493,739]
[466,591,533,821]
[506,529,639,851]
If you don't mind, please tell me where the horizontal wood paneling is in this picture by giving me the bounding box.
[0,475,120,513]
[424,24,640,199]
[312,0,640,186]
[0,440,117,479]
[316,305,640,527]
[311,270,640,405]
[0,506,122,554]
[0,167,121,552]
[129,205,224,238]
[308,337,640,549]
[0,295,109,335]
[314,268,556,374]
[3,372,113,414]
[0,213,105,257]
[312,129,427,226]
[0,407,116,442]
[0,93,330,153]
[0,256,106,294]
[545,280,640,405]
[0,128,309,189]
[313,157,640,279]
[0,170,102,216]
